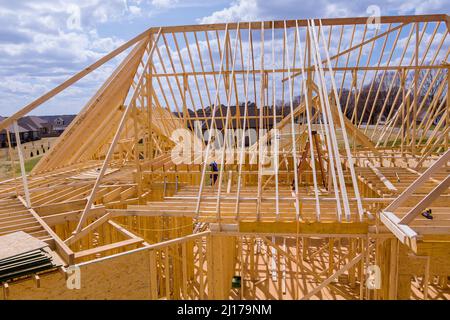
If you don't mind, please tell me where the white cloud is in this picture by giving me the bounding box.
[323,3,351,18]
[1,0,449,116]
[0,0,143,115]
[395,0,448,15]
[198,0,259,24]
[198,0,450,24]
[149,0,212,11]
[151,0,179,9]
[129,5,142,15]
[0,76,48,95]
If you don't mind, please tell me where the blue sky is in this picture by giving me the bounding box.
[0,0,449,116]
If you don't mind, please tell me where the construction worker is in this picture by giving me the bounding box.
[422,208,433,219]
[210,160,219,186]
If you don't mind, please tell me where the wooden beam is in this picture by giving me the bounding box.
[364,160,397,192]
[380,211,418,252]
[41,206,106,226]
[74,238,144,260]
[302,252,363,299]
[17,196,75,265]
[385,149,450,212]
[398,175,450,225]
[13,121,31,207]
[65,212,112,245]
[239,221,368,234]
[143,14,447,34]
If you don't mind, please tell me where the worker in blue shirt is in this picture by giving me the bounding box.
[210,161,218,186]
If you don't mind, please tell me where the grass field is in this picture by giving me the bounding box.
[0,156,42,180]
[18,156,42,173]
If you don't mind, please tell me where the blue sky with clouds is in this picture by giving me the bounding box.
[0,0,449,116]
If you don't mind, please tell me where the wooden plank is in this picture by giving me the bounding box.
[107,220,141,240]
[13,121,31,207]
[142,15,447,34]
[17,196,74,265]
[239,221,368,234]
[365,160,398,192]
[399,175,450,225]
[103,187,123,203]
[302,252,363,299]
[380,212,418,252]
[385,149,450,211]
[42,207,106,226]
[65,212,113,245]
[74,238,143,260]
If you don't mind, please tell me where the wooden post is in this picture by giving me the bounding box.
[401,68,406,157]
[256,22,265,218]
[5,129,18,196]
[349,238,356,287]
[328,238,334,277]
[239,237,244,299]
[198,238,205,299]
[182,242,188,299]
[423,256,430,300]
[147,60,154,160]
[13,121,31,207]
[207,234,237,299]
[250,237,256,281]
[149,250,158,299]
[388,239,399,299]
[446,66,449,149]
[132,105,143,198]
[183,73,188,128]
[412,22,419,156]
[164,246,171,299]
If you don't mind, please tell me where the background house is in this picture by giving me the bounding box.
[38,115,76,137]
[0,116,33,148]
[0,115,76,148]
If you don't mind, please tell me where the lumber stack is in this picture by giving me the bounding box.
[0,231,61,283]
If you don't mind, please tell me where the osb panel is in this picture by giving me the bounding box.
[3,249,151,300]
[398,244,450,276]
[0,231,47,260]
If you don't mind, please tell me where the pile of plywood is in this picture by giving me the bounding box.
[0,231,60,283]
